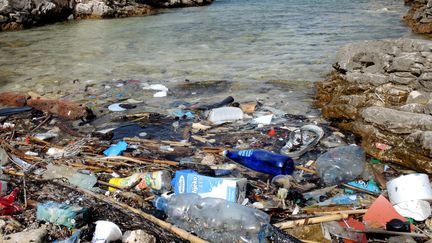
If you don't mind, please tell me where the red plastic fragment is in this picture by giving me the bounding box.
[268,127,277,137]
[0,188,23,215]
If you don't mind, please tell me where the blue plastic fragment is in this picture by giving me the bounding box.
[330,194,358,205]
[345,180,381,194]
[103,141,128,156]
[172,109,194,119]
[53,229,81,243]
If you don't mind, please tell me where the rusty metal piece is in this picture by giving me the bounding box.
[0,92,29,107]
[27,98,93,120]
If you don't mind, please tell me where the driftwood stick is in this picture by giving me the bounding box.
[294,166,316,174]
[84,156,132,167]
[30,114,52,133]
[274,214,349,229]
[56,182,208,243]
[312,209,367,216]
[341,183,380,197]
[99,156,179,166]
[349,228,430,238]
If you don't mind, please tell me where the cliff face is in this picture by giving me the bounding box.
[316,39,432,173]
[404,0,432,33]
[0,0,213,31]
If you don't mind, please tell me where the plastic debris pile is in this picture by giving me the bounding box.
[0,88,432,243]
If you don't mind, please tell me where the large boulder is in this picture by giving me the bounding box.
[0,0,213,30]
[316,39,432,173]
[404,0,432,33]
[73,0,154,19]
[0,0,73,30]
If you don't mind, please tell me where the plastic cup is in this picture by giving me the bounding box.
[92,221,122,242]
[386,173,432,205]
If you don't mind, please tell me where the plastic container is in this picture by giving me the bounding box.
[153,193,270,243]
[223,150,294,176]
[386,173,432,205]
[315,145,365,185]
[36,201,90,228]
[108,171,171,193]
[208,107,244,124]
[92,221,122,243]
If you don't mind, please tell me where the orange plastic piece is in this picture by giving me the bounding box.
[363,195,408,229]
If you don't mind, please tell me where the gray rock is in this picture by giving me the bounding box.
[399,103,426,113]
[0,0,11,14]
[388,52,424,73]
[0,146,8,165]
[345,72,388,85]
[387,236,416,243]
[389,72,417,85]
[122,230,156,243]
[333,39,432,87]
[406,90,432,104]
[0,0,73,30]
[407,131,432,156]
[361,106,432,133]
[419,72,432,91]
[2,228,47,243]
[425,100,432,114]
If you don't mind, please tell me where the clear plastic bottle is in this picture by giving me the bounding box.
[43,164,97,190]
[223,150,294,176]
[315,145,365,185]
[108,171,171,193]
[153,193,270,243]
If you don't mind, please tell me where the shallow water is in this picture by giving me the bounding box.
[0,0,416,114]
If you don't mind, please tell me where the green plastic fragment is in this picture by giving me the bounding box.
[370,158,381,164]
[406,217,414,224]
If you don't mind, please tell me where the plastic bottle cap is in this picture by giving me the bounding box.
[153,197,167,211]
[386,218,410,232]
[222,150,228,157]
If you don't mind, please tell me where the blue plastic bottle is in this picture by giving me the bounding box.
[223,150,294,176]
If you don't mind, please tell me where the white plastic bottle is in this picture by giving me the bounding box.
[153,193,270,243]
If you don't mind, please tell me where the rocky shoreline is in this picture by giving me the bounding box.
[315,38,432,173]
[404,0,432,34]
[0,0,213,31]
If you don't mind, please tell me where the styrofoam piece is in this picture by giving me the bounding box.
[142,84,168,91]
[387,173,432,205]
[108,103,126,111]
[253,114,273,125]
[108,103,126,112]
[153,91,167,97]
[394,200,431,221]
[208,107,244,125]
[92,221,122,242]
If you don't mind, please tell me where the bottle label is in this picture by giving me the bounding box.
[238,150,253,157]
[109,172,164,191]
[137,171,164,191]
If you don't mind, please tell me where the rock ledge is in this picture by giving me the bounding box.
[316,38,432,173]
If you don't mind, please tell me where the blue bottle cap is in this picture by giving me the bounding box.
[153,197,168,211]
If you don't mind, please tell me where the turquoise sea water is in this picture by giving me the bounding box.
[0,0,417,114]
